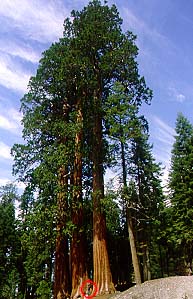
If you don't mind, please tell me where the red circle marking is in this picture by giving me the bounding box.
[80,279,98,299]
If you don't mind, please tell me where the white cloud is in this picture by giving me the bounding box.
[161,166,170,194]
[0,141,12,159]
[176,94,186,102]
[0,108,22,134]
[152,116,175,146]
[0,54,30,93]
[0,115,16,131]
[0,178,11,186]
[0,0,68,92]
[0,41,40,63]
[0,0,68,43]
[168,87,186,103]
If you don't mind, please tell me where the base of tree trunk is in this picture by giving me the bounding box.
[93,236,115,295]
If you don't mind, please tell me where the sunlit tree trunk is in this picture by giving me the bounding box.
[71,101,87,298]
[92,92,115,295]
[126,207,141,284]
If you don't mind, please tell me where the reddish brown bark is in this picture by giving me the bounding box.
[54,167,70,299]
[71,104,87,298]
[93,210,115,294]
[71,208,87,298]
[92,95,115,295]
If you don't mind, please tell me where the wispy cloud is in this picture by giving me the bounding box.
[149,115,174,188]
[152,116,175,146]
[0,41,40,63]
[11,108,22,123]
[121,7,169,45]
[168,86,186,103]
[153,146,171,166]
[0,0,68,43]
[150,116,174,191]
[0,54,30,93]
[0,107,22,134]
[0,0,68,93]
[0,141,12,160]
[123,10,151,38]
[120,6,177,83]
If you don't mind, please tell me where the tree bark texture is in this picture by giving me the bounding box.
[92,94,115,295]
[71,103,87,298]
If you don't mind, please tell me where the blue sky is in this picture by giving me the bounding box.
[0,0,193,190]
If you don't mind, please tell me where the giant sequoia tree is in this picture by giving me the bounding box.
[12,1,153,297]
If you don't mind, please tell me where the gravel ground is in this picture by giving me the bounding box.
[104,276,193,299]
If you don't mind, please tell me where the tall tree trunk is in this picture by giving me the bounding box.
[71,101,87,298]
[158,244,164,277]
[92,94,115,295]
[54,167,70,299]
[142,243,151,281]
[121,140,141,285]
[126,207,141,284]
[166,248,169,276]
[17,249,27,297]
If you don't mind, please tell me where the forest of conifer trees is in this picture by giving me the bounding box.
[0,1,193,299]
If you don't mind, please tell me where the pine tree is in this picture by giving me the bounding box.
[169,113,193,274]
[0,184,19,298]
[105,80,164,282]
[105,82,152,284]
[128,129,164,281]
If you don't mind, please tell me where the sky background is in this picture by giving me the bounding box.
[0,0,193,191]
